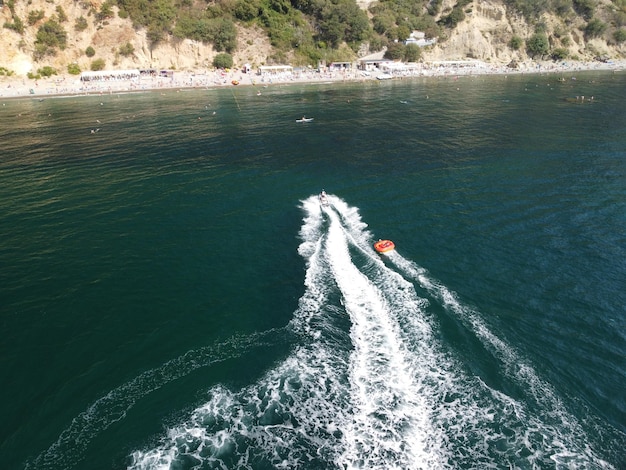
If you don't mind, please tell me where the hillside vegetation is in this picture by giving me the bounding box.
[1,0,625,76]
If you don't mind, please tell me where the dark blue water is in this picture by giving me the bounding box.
[1,72,625,469]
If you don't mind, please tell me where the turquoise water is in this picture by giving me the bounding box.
[1,72,625,469]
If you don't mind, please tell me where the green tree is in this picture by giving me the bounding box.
[86,46,96,57]
[91,58,106,71]
[116,0,176,46]
[147,26,164,46]
[319,15,344,48]
[119,42,135,56]
[67,63,81,75]
[396,25,411,41]
[526,32,549,57]
[614,28,626,43]
[428,0,443,15]
[509,35,523,50]
[211,18,237,52]
[369,34,387,52]
[505,0,548,20]
[0,66,16,76]
[32,44,48,61]
[416,16,440,39]
[97,1,115,22]
[404,43,421,62]
[174,16,237,52]
[307,0,369,47]
[3,16,25,34]
[28,10,45,26]
[234,0,260,21]
[33,19,67,59]
[552,0,572,17]
[585,18,606,38]
[440,6,465,28]
[551,47,569,60]
[38,65,57,77]
[372,12,395,37]
[573,0,595,20]
[56,6,68,23]
[344,7,370,46]
[384,42,405,60]
[75,16,88,31]
[269,0,290,15]
[36,20,67,50]
[213,52,233,69]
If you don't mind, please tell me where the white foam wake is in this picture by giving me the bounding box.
[323,207,446,468]
[129,195,353,469]
[127,194,614,470]
[26,329,284,470]
[386,251,613,469]
[128,194,450,469]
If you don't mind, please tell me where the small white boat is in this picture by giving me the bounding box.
[376,73,393,80]
[319,190,329,206]
[296,117,314,123]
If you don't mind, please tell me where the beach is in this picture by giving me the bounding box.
[1,59,624,100]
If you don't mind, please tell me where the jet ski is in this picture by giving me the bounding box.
[319,190,329,206]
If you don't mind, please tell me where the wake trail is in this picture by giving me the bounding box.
[129,196,353,469]
[126,193,614,469]
[323,207,446,468]
[130,195,449,469]
[386,250,613,468]
[25,329,286,470]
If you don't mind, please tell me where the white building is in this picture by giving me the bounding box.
[405,31,437,47]
[257,65,293,76]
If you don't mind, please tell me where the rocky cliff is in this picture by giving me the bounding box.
[1,0,624,76]
[427,0,625,64]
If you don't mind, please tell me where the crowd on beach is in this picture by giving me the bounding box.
[1,59,624,100]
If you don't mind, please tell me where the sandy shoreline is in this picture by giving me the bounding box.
[1,59,624,101]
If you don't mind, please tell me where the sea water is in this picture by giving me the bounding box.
[1,71,625,469]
